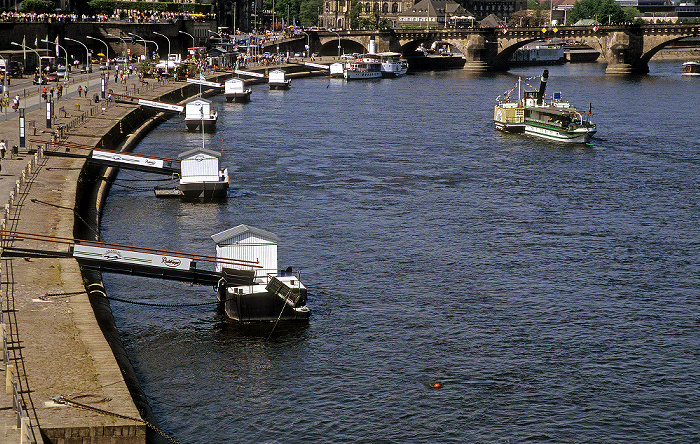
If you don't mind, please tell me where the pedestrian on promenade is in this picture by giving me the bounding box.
[78,85,82,97]
[13,95,19,111]
[0,139,6,159]
[41,86,47,101]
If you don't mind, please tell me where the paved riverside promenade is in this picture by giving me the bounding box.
[0,70,234,443]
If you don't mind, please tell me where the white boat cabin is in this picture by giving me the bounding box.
[269,69,287,84]
[185,98,214,120]
[211,224,280,278]
[178,148,223,184]
[225,78,246,94]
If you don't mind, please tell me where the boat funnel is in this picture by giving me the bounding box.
[536,69,549,106]
[369,38,377,55]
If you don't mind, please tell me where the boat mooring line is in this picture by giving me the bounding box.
[52,395,181,444]
[88,291,219,307]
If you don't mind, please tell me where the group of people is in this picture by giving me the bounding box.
[0,11,216,23]
[0,94,21,112]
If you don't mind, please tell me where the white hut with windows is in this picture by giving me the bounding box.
[177,147,229,199]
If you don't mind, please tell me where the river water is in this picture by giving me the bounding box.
[100,61,699,443]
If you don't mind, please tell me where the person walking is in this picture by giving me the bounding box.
[78,85,82,97]
[0,139,6,159]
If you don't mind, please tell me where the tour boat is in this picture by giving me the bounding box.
[681,61,700,76]
[378,52,409,77]
[224,78,252,103]
[344,56,382,80]
[494,69,596,143]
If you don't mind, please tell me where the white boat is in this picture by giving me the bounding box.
[268,69,291,90]
[494,69,596,144]
[329,62,345,78]
[177,148,229,199]
[682,61,700,76]
[212,225,310,322]
[377,52,408,77]
[224,78,252,103]
[344,56,382,80]
[184,98,218,132]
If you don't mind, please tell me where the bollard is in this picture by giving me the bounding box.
[20,415,30,444]
[5,363,15,394]
[4,204,9,220]
[16,180,20,195]
[9,191,14,207]
[0,323,5,362]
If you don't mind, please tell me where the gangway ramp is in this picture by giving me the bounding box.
[31,139,180,175]
[112,94,184,113]
[186,78,223,88]
[0,230,260,287]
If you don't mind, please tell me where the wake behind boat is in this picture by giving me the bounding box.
[493,70,596,143]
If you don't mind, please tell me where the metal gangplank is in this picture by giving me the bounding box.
[31,139,180,175]
[112,94,184,113]
[0,230,260,287]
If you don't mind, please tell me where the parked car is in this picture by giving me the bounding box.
[99,63,109,70]
[33,75,47,85]
[57,67,67,79]
[46,72,59,82]
[79,65,93,73]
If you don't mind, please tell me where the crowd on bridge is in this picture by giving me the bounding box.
[0,11,215,23]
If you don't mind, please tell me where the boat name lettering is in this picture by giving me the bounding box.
[194,155,206,162]
[103,249,122,261]
[112,154,122,161]
[145,159,156,165]
[162,257,182,267]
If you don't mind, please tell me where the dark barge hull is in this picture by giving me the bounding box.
[218,287,310,322]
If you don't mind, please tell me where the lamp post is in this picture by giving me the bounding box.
[11,41,41,81]
[41,38,70,80]
[300,30,310,58]
[108,32,127,72]
[0,54,7,120]
[127,32,148,61]
[86,35,109,67]
[153,31,171,75]
[64,37,90,86]
[332,30,341,58]
[178,30,195,53]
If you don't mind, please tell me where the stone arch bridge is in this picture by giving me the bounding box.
[311,24,700,74]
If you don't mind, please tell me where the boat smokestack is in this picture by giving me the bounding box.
[536,69,549,106]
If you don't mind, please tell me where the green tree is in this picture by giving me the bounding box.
[20,0,55,12]
[349,0,363,29]
[566,0,626,25]
[299,0,323,26]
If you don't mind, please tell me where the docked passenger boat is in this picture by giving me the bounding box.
[224,78,252,103]
[268,69,291,90]
[212,225,310,322]
[184,98,218,132]
[344,56,382,80]
[378,52,408,77]
[681,61,700,76]
[494,69,596,143]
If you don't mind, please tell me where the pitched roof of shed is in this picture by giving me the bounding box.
[211,224,281,244]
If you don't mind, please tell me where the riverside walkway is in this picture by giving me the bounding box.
[0,69,227,443]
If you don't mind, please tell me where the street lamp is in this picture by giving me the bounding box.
[127,32,148,61]
[41,38,70,80]
[11,41,41,80]
[107,32,127,72]
[179,30,195,53]
[86,35,109,67]
[300,31,310,58]
[153,31,171,74]
[64,37,90,85]
[332,31,341,58]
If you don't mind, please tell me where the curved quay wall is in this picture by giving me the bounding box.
[73,75,233,444]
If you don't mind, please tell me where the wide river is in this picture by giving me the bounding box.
[100,61,699,443]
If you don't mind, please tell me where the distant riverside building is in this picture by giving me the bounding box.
[396,0,472,29]
[320,0,525,29]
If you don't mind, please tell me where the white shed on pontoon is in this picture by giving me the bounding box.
[178,148,221,181]
[211,224,280,277]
